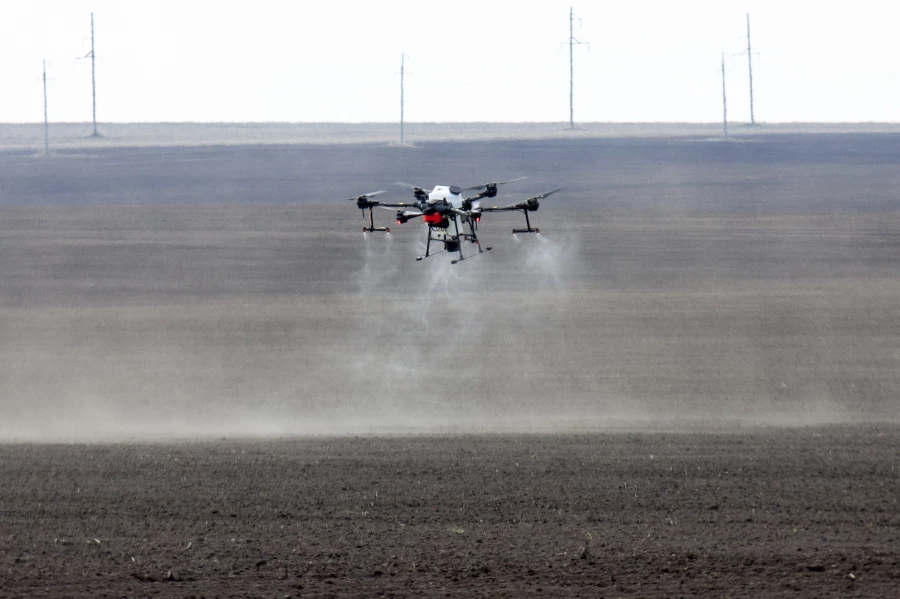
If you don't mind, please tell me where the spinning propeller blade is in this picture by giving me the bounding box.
[482,187,565,211]
[529,187,565,201]
[394,181,423,191]
[342,190,386,202]
[461,176,528,192]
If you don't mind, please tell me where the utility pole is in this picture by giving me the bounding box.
[566,7,589,130]
[43,59,49,155]
[745,13,755,126]
[400,53,405,146]
[79,13,100,136]
[720,53,728,139]
[569,7,574,129]
[90,12,98,136]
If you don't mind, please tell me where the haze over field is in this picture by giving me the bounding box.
[2,0,898,124]
[1,135,899,440]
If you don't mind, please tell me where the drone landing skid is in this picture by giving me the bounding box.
[512,209,539,234]
[416,248,446,261]
[419,216,493,264]
[450,245,491,265]
[416,240,492,264]
[363,208,390,233]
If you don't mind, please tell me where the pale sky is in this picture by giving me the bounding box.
[1,0,897,123]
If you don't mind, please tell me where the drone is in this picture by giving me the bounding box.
[341,177,563,264]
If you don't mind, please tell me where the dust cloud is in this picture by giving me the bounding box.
[0,217,639,442]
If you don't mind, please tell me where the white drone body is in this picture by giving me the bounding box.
[427,185,465,207]
[425,185,469,240]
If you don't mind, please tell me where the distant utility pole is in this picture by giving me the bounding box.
[566,7,589,130]
[400,53,406,145]
[720,53,728,139]
[79,13,100,136]
[43,59,50,155]
[745,13,755,126]
[89,12,99,137]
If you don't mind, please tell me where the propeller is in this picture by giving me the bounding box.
[461,176,528,192]
[342,190,385,202]
[344,190,387,219]
[527,187,564,202]
[394,181,430,202]
[482,187,565,211]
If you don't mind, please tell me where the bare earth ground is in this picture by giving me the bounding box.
[1,129,899,597]
[2,430,899,599]
[4,122,900,151]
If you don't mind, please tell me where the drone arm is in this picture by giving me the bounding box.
[479,202,533,213]
[395,211,424,225]
[379,205,425,224]
[377,201,417,208]
[479,199,543,234]
[343,189,430,233]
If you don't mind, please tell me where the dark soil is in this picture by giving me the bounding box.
[2,429,899,598]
